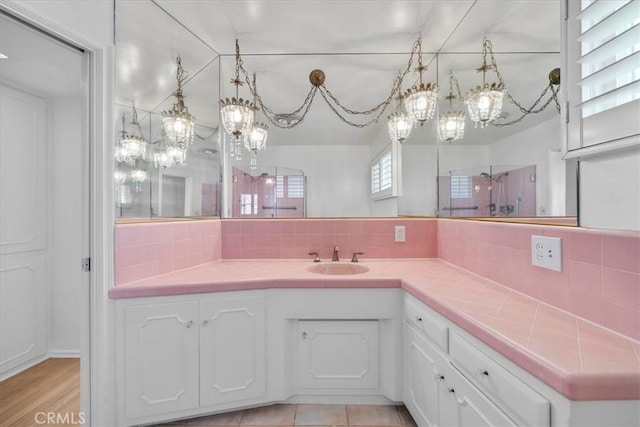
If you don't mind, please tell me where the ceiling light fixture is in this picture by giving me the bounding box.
[388,92,414,143]
[220,39,254,143]
[115,103,148,165]
[244,73,269,169]
[162,57,196,146]
[153,135,187,169]
[403,38,439,126]
[465,37,505,128]
[438,72,465,143]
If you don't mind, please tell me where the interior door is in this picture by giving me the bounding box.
[0,84,48,376]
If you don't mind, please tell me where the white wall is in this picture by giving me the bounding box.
[580,147,640,231]
[234,144,372,217]
[399,144,438,216]
[49,96,83,353]
[488,116,568,216]
[438,144,490,174]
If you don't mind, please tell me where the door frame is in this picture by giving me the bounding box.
[0,2,116,425]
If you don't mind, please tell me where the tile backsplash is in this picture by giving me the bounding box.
[115,220,221,284]
[114,217,638,340]
[437,219,640,340]
[220,218,438,260]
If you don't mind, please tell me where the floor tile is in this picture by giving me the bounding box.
[188,409,244,425]
[295,404,347,426]
[240,405,296,426]
[346,405,403,426]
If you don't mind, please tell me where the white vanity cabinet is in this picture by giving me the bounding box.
[403,294,549,427]
[123,301,200,419]
[119,293,267,425]
[297,320,379,390]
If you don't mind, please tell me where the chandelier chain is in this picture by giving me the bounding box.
[493,83,560,127]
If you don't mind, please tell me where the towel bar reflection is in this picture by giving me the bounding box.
[442,206,479,211]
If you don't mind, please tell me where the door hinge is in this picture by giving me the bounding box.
[81,257,91,272]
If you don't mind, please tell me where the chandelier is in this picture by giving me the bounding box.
[403,38,439,126]
[130,168,147,192]
[387,93,414,143]
[115,104,147,165]
[220,39,254,143]
[243,73,269,169]
[162,57,196,146]
[438,73,466,143]
[153,135,187,169]
[464,37,505,128]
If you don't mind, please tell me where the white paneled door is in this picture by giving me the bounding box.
[0,85,48,377]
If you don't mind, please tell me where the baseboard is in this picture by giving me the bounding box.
[284,394,399,405]
[47,350,81,358]
[0,354,49,382]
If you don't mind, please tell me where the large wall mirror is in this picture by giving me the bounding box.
[114,0,576,224]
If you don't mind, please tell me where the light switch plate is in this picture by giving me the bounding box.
[394,226,406,242]
[531,235,562,272]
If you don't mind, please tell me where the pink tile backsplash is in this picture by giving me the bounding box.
[438,219,640,340]
[115,220,222,285]
[114,217,639,340]
[220,218,438,261]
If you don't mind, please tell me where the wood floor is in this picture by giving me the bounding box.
[0,358,81,427]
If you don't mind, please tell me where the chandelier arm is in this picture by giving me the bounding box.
[258,86,320,129]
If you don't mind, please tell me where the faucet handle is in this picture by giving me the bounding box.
[308,251,321,262]
[351,251,365,262]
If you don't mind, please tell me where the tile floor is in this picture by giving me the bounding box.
[155,404,417,427]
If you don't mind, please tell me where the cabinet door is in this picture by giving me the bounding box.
[298,320,379,390]
[200,296,266,407]
[124,301,199,419]
[404,323,444,427]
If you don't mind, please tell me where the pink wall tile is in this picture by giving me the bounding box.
[437,219,640,340]
[114,219,222,285]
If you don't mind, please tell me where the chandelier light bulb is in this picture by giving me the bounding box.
[387,111,414,143]
[220,100,254,140]
[404,83,439,125]
[465,84,505,128]
[438,110,466,142]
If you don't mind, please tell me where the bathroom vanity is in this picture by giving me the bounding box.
[111,260,639,427]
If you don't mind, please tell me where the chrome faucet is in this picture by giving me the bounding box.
[308,251,321,263]
[332,245,340,262]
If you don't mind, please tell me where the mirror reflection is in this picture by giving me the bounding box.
[114,0,576,224]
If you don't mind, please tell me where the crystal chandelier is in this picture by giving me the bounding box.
[438,73,466,143]
[130,169,147,192]
[162,57,196,145]
[114,169,128,185]
[465,37,505,128]
[115,104,147,165]
[388,94,414,143]
[243,73,269,169]
[153,136,187,169]
[220,39,254,142]
[403,38,439,126]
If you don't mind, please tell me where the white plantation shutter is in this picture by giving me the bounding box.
[567,0,640,152]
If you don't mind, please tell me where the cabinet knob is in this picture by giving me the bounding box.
[416,316,423,322]
[186,320,194,328]
[478,369,489,377]
[301,332,307,339]
[202,319,209,327]
[447,387,455,394]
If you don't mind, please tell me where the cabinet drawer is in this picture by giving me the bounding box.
[404,295,448,352]
[450,333,550,427]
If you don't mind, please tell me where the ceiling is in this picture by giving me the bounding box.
[115,0,561,147]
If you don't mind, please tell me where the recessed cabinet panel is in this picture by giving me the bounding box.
[298,320,379,390]
[0,254,46,376]
[200,296,266,406]
[124,301,199,419]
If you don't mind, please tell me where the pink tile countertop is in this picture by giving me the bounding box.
[108,259,640,402]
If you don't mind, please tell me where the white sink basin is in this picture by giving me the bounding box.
[306,263,370,275]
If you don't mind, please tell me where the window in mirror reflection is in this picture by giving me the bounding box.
[232,166,306,218]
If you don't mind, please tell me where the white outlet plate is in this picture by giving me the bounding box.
[531,235,562,272]
[394,226,406,242]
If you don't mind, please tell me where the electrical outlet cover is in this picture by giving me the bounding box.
[394,226,406,242]
[531,235,562,272]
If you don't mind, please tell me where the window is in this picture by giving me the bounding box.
[566,0,640,153]
[371,143,401,200]
[240,193,257,215]
[450,176,472,199]
[276,175,305,198]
